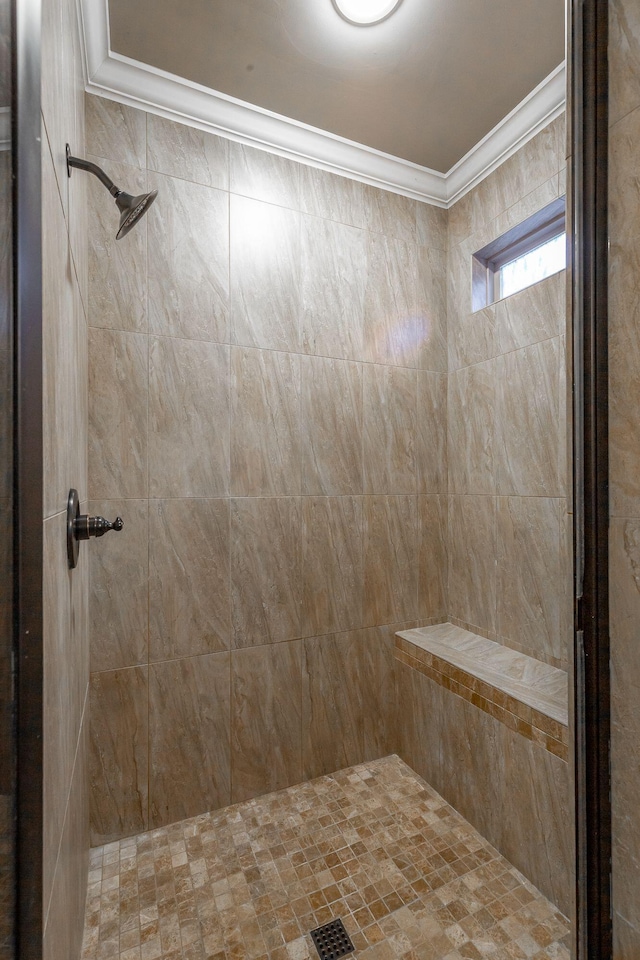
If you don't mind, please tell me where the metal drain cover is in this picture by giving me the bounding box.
[310,918,355,959]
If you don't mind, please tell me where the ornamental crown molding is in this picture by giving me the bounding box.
[77,0,565,208]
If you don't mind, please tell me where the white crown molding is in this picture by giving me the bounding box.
[79,0,565,208]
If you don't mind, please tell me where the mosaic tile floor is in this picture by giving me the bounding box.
[81,756,571,960]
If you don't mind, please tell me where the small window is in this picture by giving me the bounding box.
[472,197,566,311]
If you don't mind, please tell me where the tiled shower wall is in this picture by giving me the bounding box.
[446,115,569,670]
[609,0,640,953]
[397,116,572,915]
[86,95,449,845]
[41,0,90,956]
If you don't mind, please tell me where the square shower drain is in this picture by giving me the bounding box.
[309,918,355,959]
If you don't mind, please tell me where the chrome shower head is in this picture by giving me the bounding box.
[66,144,157,240]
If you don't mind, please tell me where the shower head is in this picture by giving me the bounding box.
[66,144,157,240]
[115,189,158,240]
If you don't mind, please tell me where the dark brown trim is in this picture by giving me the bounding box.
[571,0,612,956]
[12,0,43,956]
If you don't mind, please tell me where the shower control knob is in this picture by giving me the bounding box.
[73,513,124,541]
[67,488,124,569]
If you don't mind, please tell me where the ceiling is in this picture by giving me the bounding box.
[108,0,564,174]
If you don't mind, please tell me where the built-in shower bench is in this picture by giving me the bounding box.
[395,622,569,761]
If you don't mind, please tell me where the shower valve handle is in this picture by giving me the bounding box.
[73,513,124,541]
[67,488,124,568]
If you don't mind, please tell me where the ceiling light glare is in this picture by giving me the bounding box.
[332,0,404,26]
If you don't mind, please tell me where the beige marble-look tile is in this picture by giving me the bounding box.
[147,172,229,342]
[448,360,495,495]
[614,911,640,958]
[610,518,640,931]
[416,243,448,373]
[418,495,447,621]
[85,96,146,168]
[492,175,561,238]
[363,363,417,495]
[146,114,228,188]
[89,667,148,845]
[439,683,504,850]
[363,495,418,627]
[301,355,363,496]
[149,499,230,661]
[300,214,366,362]
[149,653,231,827]
[496,338,562,497]
[89,499,148,672]
[43,147,87,517]
[148,337,229,498]
[299,165,365,227]
[447,247,498,370]
[415,201,448,248]
[397,658,444,794]
[231,498,302,647]
[301,497,363,637]
[363,185,416,243]
[496,496,562,665]
[496,269,565,355]
[229,141,300,208]
[417,371,447,495]
[609,106,640,248]
[88,158,148,334]
[230,346,301,497]
[363,233,418,368]
[447,175,498,247]
[610,0,640,127]
[358,623,403,760]
[231,641,302,803]
[609,237,640,516]
[230,195,300,352]
[43,511,88,901]
[448,495,496,635]
[489,120,561,220]
[301,631,363,779]
[500,725,571,916]
[88,328,148,500]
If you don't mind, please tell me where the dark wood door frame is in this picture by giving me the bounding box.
[571,0,612,957]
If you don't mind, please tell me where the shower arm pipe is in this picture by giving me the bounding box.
[66,146,120,197]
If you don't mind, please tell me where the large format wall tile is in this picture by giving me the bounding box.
[148,337,229,498]
[300,215,365,361]
[89,667,149,845]
[301,355,363,496]
[415,201,448,249]
[230,195,300,352]
[610,0,640,126]
[609,238,640,516]
[85,97,146,168]
[149,499,231,661]
[609,105,640,249]
[88,158,148,334]
[299,165,365,228]
[230,346,301,497]
[231,498,302,647]
[416,244,447,373]
[363,363,417,495]
[448,360,496,495]
[610,518,640,933]
[229,142,300,209]
[364,233,418,367]
[231,641,302,802]
[496,496,562,664]
[496,338,562,497]
[448,495,496,635]
[149,653,231,827]
[147,172,229,342]
[363,495,418,626]
[89,499,148,672]
[397,661,444,794]
[363,186,416,244]
[147,114,229,189]
[417,371,447,494]
[418,495,448,621]
[490,121,560,220]
[88,328,148,500]
[301,497,363,636]
[496,270,564,355]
